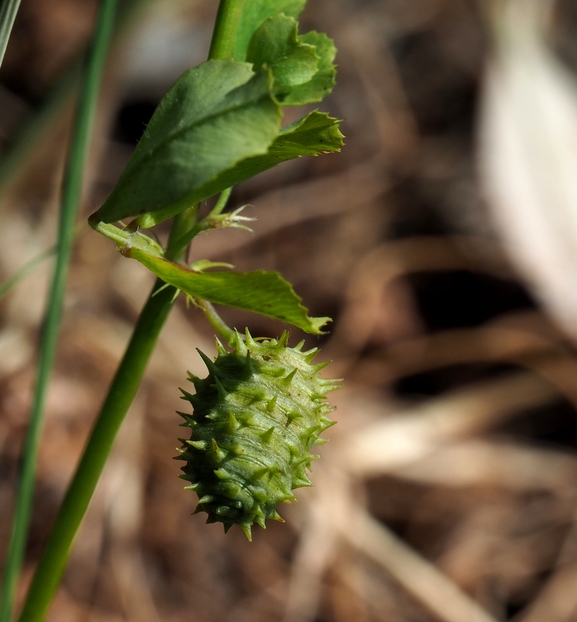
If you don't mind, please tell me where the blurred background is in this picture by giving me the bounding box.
[2,0,577,620]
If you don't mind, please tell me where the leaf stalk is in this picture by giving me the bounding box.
[16,282,176,622]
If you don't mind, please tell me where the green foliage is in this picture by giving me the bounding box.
[93,61,280,225]
[93,61,342,228]
[10,4,343,621]
[126,247,330,334]
[268,111,343,156]
[281,31,337,106]
[88,0,343,395]
[247,15,337,105]
[233,0,306,61]
[178,330,338,540]
[137,109,342,228]
[247,15,319,92]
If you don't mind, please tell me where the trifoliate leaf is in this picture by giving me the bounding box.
[92,59,343,229]
[126,247,330,334]
[247,15,319,93]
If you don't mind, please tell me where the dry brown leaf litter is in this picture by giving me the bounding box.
[2,1,577,621]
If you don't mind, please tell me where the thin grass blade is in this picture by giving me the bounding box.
[0,1,119,620]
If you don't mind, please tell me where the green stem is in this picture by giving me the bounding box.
[166,205,199,260]
[170,189,232,258]
[17,282,177,622]
[211,186,232,216]
[197,299,237,346]
[15,2,245,621]
[0,0,22,69]
[0,1,119,621]
[208,0,244,60]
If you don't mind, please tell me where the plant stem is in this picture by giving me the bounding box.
[197,299,237,346]
[209,0,244,60]
[167,205,199,260]
[211,186,232,216]
[0,1,118,621]
[18,210,189,622]
[17,281,176,622]
[0,0,22,69]
[169,189,233,257]
[15,2,245,621]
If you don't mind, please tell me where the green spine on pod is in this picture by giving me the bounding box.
[176,330,339,540]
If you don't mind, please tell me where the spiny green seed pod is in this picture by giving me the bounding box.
[176,330,339,540]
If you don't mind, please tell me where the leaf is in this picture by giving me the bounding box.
[233,0,306,62]
[92,60,343,229]
[229,111,344,180]
[247,15,319,93]
[272,111,344,156]
[131,112,343,229]
[280,31,337,106]
[126,247,330,334]
[92,60,281,225]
